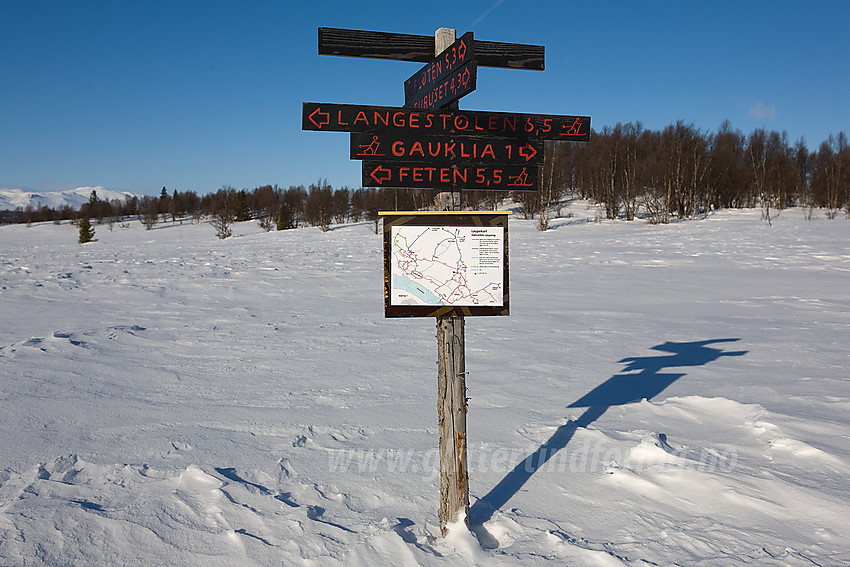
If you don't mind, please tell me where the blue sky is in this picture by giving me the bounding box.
[2,0,848,197]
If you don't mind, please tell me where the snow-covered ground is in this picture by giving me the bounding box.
[1,204,848,566]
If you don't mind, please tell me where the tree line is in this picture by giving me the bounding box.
[1,182,507,237]
[544,121,848,225]
[3,122,847,233]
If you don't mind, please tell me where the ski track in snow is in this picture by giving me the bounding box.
[1,206,849,566]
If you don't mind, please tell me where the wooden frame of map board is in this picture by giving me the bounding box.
[379,211,511,318]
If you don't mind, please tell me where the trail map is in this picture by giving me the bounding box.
[390,225,504,306]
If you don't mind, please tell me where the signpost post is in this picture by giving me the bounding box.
[302,24,590,537]
[380,209,511,532]
[428,30,470,533]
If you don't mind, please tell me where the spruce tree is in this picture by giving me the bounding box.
[235,190,251,222]
[78,217,95,244]
[277,202,294,230]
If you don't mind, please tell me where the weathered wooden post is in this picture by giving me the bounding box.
[433,27,463,214]
[432,26,470,537]
[436,313,468,533]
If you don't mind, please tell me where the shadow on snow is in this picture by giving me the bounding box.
[468,338,748,548]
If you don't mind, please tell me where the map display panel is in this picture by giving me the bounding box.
[390,225,504,307]
[380,211,510,318]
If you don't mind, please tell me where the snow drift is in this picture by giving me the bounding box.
[1,204,848,565]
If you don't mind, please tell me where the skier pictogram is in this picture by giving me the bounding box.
[507,167,535,187]
[356,135,384,157]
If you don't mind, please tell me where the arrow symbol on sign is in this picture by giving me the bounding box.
[308,107,330,129]
[519,143,538,162]
[370,165,392,185]
[458,39,467,61]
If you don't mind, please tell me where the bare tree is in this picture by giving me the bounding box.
[212,207,234,239]
[139,196,159,230]
[305,179,334,232]
[537,141,558,230]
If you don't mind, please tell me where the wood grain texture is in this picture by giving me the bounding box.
[436,315,469,535]
[318,28,544,70]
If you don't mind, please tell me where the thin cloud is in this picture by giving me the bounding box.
[470,0,505,28]
[749,101,777,120]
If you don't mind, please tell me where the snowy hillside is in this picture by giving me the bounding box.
[0,186,135,211]
[1,205,849,566]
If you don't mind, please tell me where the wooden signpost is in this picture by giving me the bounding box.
[318,27,545,70]
[361,162,538,190]
[404,31,476,109]
[350,133,544,165]
[302,25,590,537]
[302,102,591,141]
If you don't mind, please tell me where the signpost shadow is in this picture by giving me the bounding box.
[468,338,748,548]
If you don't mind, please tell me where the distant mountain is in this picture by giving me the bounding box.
[0,187,137,211]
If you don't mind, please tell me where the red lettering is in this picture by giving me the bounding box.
[413,168,423,182]
[391,141,405,157]
[424,167,437,181]
[444,142,456,158]
[489,116,498,130]
[337,111,349,126]
[481,144,495,159]
[353,111,368,126]
[493,169,503,184]
[399,167,409,181]
[374,111,389,127]
[453,167,467,184]
[410,141,424,157]
[428,142,441,157]
[409,113,420,128]
[460,143,471,159]
[441,168,450,183]
[541,118,552,133]
[476,168,486,184]
[440,115,452,129]
[505,144,513,159]
[393,112,406,127]
[524,118,534,133]
[455,115,469,130]
[503,117,518,132]
[474,116,485,131]
[424,114,434,128]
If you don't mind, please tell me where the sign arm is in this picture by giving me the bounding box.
[318,27,544,70]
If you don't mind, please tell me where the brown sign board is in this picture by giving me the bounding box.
[351,133,543,165]
[318,27,544,71]
[379,211,511,318]
[303,102,591,141]
[362,161,538,191]
[406,60,476,109]
[404,31,475,108]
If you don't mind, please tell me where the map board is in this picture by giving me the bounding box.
[380,211,510,318]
